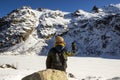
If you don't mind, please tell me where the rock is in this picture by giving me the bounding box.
[0,64,17,69]
[22,69,67,80]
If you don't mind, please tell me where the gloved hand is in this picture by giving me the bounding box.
[71,41,77,53]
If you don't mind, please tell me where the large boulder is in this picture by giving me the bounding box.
[22,69,67,80]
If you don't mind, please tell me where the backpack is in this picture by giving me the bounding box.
[51,47,67,71]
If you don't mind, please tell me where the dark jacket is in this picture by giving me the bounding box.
[46,44,76,71]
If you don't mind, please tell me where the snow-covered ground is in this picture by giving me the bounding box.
[0,55,120,80]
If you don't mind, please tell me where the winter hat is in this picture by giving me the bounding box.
[55,36,66,46]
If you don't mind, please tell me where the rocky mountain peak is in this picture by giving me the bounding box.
[0,4,120,56]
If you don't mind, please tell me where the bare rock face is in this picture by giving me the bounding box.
[0,6,38,52]
[22,69,67,80]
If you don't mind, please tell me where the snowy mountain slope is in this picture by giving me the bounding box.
[103,4,120,13]
[0,4,120,56]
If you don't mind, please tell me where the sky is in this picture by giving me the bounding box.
[0,0,120,18]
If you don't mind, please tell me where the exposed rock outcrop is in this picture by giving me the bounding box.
[22,69,67,80]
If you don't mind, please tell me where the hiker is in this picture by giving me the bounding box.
[46,36,76,72]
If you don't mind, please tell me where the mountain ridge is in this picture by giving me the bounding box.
[0,4,120,57]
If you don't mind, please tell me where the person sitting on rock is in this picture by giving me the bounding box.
[46,36,76,72]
